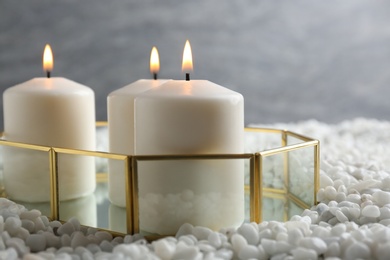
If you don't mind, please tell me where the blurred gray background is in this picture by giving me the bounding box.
[1,0,390,128]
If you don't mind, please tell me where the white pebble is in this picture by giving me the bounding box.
[61,234,71,247]
[258,229,273,240]
[208,232,222,248]
[287,228,303,246]
[100,240,114,252]
[6,237,29,256]
[346,194,361,204]
[0,248,18,260]
[32,217,45,233]
[325,186,337,200]
[344,242,370,260]
[376,242,390,260]
[175,223,193,238]
[26,234,46,252]
[362,205,380,218]
[215,248,233,259]
[172,242,200,260]
[231,234,247,254]
[95,231,113,243]
[23,253,46,260]
[154,239,176,260]
[68,217,80,232]
[113,244,141,258]
[238,245,261,259]
[20,210,41,221]
[298,237,327,255]
[325,241,340,258]
[178,235,196,246]
[192,226,212,241]
[291,247,317,260]
[312,226,330,238]
[335,210,348,222]
[21,219,35,233]
[4,217,21,236]
[237,223,259,245]
[57,222,75,236]
[71,232,89,248]
[320,174,334,188]
[373,191,390,207]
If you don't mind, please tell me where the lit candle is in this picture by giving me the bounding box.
[134,40,245,235]
[107,46,170,206]
[2,44,96,202]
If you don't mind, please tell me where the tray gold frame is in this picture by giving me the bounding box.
[0,122,319,238]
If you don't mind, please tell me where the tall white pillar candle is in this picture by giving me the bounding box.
[108,46,169,206]
[2,45,96,202]
[134,79,245,235]
[108,79,169,206]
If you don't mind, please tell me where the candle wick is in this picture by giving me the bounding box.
[153,73,158,80]
[185,73,190,81]
[46,71,51,78]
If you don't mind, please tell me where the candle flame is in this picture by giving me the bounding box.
[150,46,160,75]
[43,44,53,73]
[182,40,193,73]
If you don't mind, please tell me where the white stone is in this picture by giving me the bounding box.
[6,237,29,256]
[60,234,71,247]
[214,248,233,260]
[287,228,303,246]
[95,231,113,243]
[335,210,348,223]
[291,247,317,260]
[178,235,196,246]
[238,245,261,259]
[175,223,194,238]
[376,242,390,260]
[231,233,247,254]
[362,205,380,218]
[258,229,273,240]
[193,226,212,241]
[19,209,41,221]
[312,226,330,238]
[344,242,370,260]
[208,232,222,249]
[346,194,361,204]
[373,191,390,207]
[32,217,45,233]
[23,253,46,260]
[26,234,46,252]
[0,248,18,260]
[324,186,337,200]
[100,240,114,252]
[298,237,327,255]
[237,223,259,245]
[154,239,176,260]
[4,217,21,236]
[172,242,200,260]
[113,244,142,258]
[197,241,215,253]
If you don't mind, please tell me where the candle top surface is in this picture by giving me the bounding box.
[109,79,170,97]
[138,80,243,100]
[4,77,94,96]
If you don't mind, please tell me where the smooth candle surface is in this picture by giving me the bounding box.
[107,79,169,206]
[3,77,96,202]
[134,80,244,235]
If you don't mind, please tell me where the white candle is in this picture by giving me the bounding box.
[2,45,96,202]
[134,41,245,235]
[107,46,169,206]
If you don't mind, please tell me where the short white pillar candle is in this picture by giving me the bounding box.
[2,45,96,202]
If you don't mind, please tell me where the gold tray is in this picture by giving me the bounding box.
[0,122,319,239]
